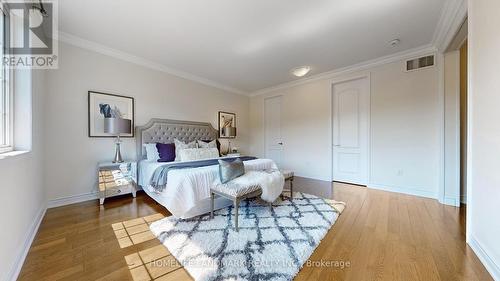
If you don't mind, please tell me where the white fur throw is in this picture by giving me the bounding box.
[216,169,284,202]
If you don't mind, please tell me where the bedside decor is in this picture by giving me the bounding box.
[98,161,137,204]
[104,117,132,163]
[88,91,134,137]
[218,111,236,139]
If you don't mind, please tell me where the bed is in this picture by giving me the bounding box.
[136,118,278,218]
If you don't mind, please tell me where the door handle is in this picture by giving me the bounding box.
[278,142,283,145]
[333,144,340,147]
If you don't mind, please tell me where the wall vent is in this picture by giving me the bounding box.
[405,55,435,72]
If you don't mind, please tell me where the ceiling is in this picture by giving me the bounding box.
[58,0,446,94]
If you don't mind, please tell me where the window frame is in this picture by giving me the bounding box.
[0,1,12,154]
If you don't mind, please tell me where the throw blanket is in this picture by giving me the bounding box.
[150,156,257,192]
[221,169,284,202]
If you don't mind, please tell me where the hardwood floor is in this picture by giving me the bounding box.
[19,178,492,281]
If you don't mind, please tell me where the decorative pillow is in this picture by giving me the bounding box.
[199,139,222,156]
[143,143,160,161]
[156,143,176,162]
[178,148,219,162]
[218,158,245,184]
[174,139,197,161]
[197,139,217,148]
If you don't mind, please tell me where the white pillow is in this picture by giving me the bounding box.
[197,139,217,149]
[178,148,220,162]
[143,143,159,161]
[174,139,197,161]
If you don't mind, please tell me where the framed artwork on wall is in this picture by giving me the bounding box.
[218,111,236,139]
[88,91,134,137]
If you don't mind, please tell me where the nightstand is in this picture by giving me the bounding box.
[98,161,137,204]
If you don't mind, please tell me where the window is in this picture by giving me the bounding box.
[0,3,11,154]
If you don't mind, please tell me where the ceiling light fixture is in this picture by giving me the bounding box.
[291,66,311,77]
[389,38,401,47]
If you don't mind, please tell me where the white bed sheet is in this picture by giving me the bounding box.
[138,158,278,218]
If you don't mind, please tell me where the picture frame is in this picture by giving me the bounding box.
[88,91,135,138]
[218,111,236,138]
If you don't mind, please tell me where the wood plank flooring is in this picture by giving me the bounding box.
[18,179,492,280]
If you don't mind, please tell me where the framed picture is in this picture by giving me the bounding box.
[218,111,236,138]
[88,91,134,137]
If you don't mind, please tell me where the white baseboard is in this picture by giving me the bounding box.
[468,236,500,280]
[443,196,461,207]
[47,191,99,208]
[294,173,331,182]
[7,205,46,281]
[368,183,438,200]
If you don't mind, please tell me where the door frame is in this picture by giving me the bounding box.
[330,73,371,184]
[264,94,283,165]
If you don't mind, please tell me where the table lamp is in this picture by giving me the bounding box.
[104,118,132,163]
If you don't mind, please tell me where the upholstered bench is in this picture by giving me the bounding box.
[280,170,294,200]
[210,183,271,231]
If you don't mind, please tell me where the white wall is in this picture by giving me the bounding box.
[0,69,47,281]
[467,0,500,279]
[250,80,332,180]
[44,42,250,203]
[250,59,441,198]
[444,51,460,206]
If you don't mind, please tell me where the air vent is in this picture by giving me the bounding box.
[405,55,435,72]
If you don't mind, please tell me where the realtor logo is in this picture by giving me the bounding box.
[2,0,58,68]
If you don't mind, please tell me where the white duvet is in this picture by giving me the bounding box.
[138,158,280,218]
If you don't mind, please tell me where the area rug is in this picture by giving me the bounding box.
[149,192,346,281]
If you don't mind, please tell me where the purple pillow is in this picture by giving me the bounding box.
[156,143,176,162]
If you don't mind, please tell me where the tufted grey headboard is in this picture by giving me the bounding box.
[136,118,218,160]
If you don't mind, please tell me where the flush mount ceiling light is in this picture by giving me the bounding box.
[291,66,311,77]
[389,38,401,47]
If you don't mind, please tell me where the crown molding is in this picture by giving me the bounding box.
[59,0,463,98]
[250,44,437,96]
[57,32,248,96]
[432,0,467,52]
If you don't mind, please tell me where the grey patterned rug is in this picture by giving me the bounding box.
[149,192,345,281]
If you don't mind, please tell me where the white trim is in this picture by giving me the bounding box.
[294,173,331,182]
[443,196,460,207]
[57,1,466,98]
[6,205,46,281]
[47,191,99,209]
[368,183,438,200]
[250,44,436,96]
[465,1,472,244]
[437,52,446,205]
[468,236,500,281]
[57,32,248,96]
[432,0,467,51]
[454,49,462,208]
[432,0,466,207]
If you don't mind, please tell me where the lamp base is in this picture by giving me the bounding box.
[112,138,123,163]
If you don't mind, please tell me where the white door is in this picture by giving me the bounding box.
[265,96,283,167]
[332,77,369,185]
